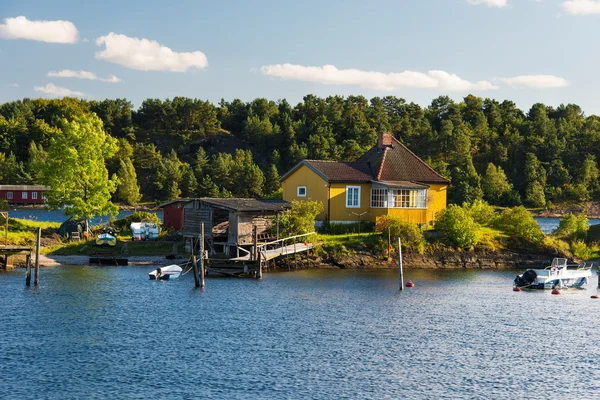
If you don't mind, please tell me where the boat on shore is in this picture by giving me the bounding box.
[95,228,117,247]
[130,220,160,241]
[149,265,182,281]
[514,258,592,289]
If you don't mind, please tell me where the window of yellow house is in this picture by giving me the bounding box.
[346,186,360,208]
[370,189,387,208]
[297,186,307,197]
[390,189,427,208]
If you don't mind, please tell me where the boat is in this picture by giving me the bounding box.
[130,219,160,241]
[149,264,182,281]
[95,228,117,247]
[514,258,593,289]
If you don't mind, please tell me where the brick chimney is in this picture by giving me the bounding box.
[377,132,393,149]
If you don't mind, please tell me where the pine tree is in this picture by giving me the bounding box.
[116,157,142,205]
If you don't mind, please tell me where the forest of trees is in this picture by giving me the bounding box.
[1,94,599,207]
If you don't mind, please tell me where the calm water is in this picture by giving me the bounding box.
[1,267,599,399]
[535,217,600,234]
[5,209,163,225]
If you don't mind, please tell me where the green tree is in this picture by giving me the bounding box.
[435,204,481,248]
[278,199,323,236]
[116,157,142,205]
[493,206,544,245]
[482,163,512,204]
[32,113,118,230]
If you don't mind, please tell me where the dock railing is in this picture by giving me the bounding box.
[257,231,316,260]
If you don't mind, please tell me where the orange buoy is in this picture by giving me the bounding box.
[513,287,522,292]
[591,295,599,299]
[405,281,415,288]
[551,289,561,295]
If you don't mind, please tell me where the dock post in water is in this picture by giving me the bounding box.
[398,238,404,291]
[25,254,32,286]
[34,227,41,286]
[200,224,205,288]
[257,249,263,279]
[252,226,258,262]
[191,238,200,288]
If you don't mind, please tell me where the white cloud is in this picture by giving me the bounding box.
[500,75,569,88]
[466,0,508,7]
[260,64,498,92]
[561,0,600,15]
[95,32,208,72]
[0,16,78,43]
[34,83,84,97]
[48,69,121,83]
[7,83,19,88]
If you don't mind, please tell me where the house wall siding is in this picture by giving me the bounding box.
[282,164,329,220]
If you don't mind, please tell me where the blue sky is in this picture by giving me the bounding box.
[1,0,600,114]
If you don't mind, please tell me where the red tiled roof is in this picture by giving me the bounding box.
[304,160,373,182]
[356,136,449,184]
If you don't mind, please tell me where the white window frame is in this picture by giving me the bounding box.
[32,192,38,200]
[22,192,27,200]
[6,192,12,200]
[389,189,427,209]
[370,189,388,208]
[297,186,307,197]
[346,186,361,208]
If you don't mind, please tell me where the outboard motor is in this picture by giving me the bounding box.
[514,269,537,288]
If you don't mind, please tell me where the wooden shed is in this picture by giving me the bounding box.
[159,198,193,231]
[182,198,291,256]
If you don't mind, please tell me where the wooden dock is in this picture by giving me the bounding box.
[89,250,128,266]
[0,245,33,271]
[205,232,316,277]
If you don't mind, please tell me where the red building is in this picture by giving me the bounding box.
[0,185,50,205]
[159,199,192,231]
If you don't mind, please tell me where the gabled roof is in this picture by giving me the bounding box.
[280,160,373,183]
[356,136,449,184]
[281,134,449,185]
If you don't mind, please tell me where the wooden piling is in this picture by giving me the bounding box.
[398,238,404,291]
[252,226,258,262]
[34,227,40,286]
[200,224,205,288]
[191,238,200,288]
[25,254,31,286]
[257,249,263,279]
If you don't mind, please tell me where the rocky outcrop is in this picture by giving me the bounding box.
[276,248,561,270]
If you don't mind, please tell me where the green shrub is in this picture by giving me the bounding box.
[112,211,161,232]
[278,199,323,236]
[492,206,544,245]
[571,240,593,260]
[434,205,481,248]
[319,221,374,235]
[464,199,496,226]
[553,213,589,240]
[376,215,423,251]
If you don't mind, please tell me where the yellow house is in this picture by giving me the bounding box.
[280,132,449,225]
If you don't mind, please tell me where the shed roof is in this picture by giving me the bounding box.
[158,198,195,208]
[197,198,291,212]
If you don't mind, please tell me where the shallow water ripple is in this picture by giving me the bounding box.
[1,267,599,399]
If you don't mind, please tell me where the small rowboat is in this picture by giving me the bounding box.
[149,265,182,281]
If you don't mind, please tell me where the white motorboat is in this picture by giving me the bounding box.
[130,220,160,241]
[514,258,592,289]
[149,265,182,281]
